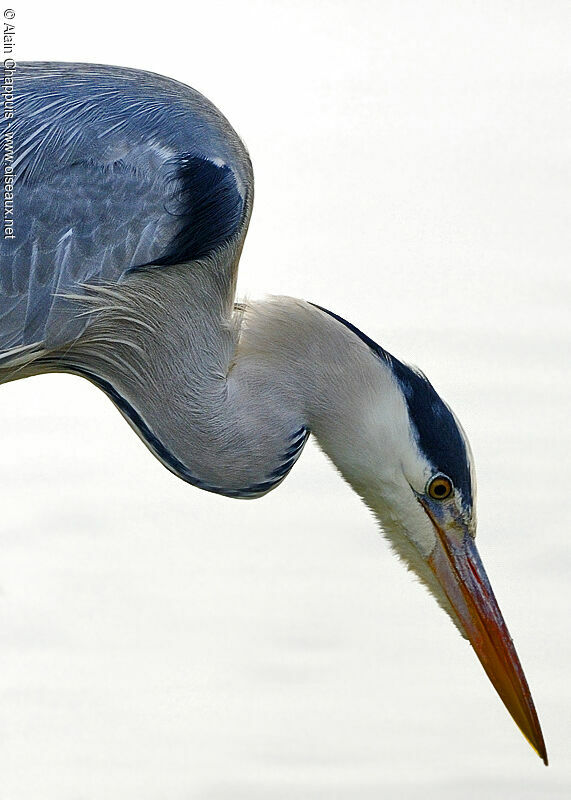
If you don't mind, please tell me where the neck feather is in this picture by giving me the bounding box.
[44,268,404,498]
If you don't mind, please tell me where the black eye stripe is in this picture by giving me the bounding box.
[310,304,473,508]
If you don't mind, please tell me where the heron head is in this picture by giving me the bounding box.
[313,306,546,764]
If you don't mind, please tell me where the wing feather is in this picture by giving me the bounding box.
[0,62,253,355]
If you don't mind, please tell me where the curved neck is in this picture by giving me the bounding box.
[57,267,391,498]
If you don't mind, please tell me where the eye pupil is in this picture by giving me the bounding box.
[434,484,446,496]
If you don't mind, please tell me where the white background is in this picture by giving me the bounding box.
[2,1,570,797]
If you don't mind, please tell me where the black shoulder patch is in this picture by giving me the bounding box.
[140,155,244,268]
[311,303,472,506]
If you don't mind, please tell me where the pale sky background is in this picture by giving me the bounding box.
[1,1,570,798]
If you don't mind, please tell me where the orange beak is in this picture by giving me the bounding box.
[422,503,547,765]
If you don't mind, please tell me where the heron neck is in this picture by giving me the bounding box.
[63,268,389,498]
[232,297,392,482]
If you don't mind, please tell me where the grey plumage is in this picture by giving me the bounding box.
[1,62,251,352]
[0,62,546,762]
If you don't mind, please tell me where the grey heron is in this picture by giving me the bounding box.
[0,62,547,763]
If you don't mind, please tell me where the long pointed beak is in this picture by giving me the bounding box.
[424,507,547,765]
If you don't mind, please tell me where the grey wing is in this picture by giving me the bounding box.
[0,62,253,358]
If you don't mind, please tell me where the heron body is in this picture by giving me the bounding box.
[0,63,547,763]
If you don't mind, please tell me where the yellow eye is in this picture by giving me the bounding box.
[427,474,453,501]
